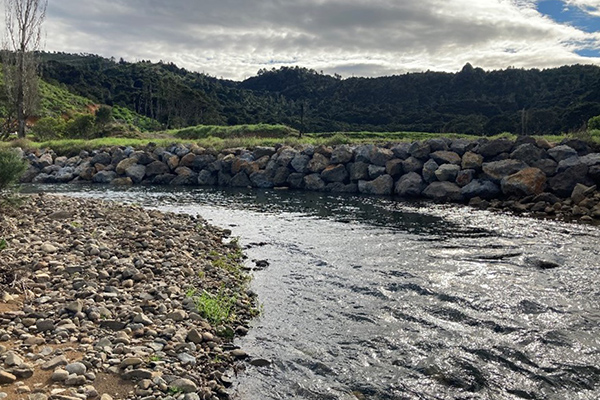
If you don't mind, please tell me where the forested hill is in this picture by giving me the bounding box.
[39,52,600,135]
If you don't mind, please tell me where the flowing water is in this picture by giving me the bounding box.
[25,184,600,400]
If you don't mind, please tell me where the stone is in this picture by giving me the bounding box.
[422,159,439,183]
[580,153,600,167]
[167,310,187,321]
[169,378,198,393]
[5,351,23,366]
[430,151,461,165]
[330,145,354,164]
[482,159,527,182]
[456,169,475,187]
[307,153,329,173]
[65,362,87,376]
[230,349,248,358]
[36,319,55,332]
[548,145,578,162]
[347,162,369,181]
[461,180,501,199]
[368,165,386,179]
[145,160,170,177]
[427,138,449,152]
[475,139,513,159]
[250,171,274,188]
[423,182,463,202]
[122,369,153,381]
[252,146,276,159]
[230,172,251,187]
[115,157,139,175]
[501,167,546,197]
[92,171,117,184]
[65,374,87,386]
[571,184,597,205]
[450,139,476,155]
[321,164,348,183]
[125,164,146,183]
[110,177,133,186]
[90,152,112,166]
[120,358,143,368]
[0,371,16,384]
[548,165,590,197]
[51,369,70,381]
[408,141,431,159]
[40,243,57,253]
[531,158,557,176]
[402,157,423,174]
[133,313,153,325]
[291,154,311,173]
[187,329,203,344]
[152,173,176,185]
[385,159,404,178]
[42,355,68,370]
[510,143,547,164]
[303,174,326,191]
[395,172,425,197]
[358,175,393,195]
[391,143,411,159]
[434,164,460,182]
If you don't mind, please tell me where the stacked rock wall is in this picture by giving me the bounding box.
[19,136,600,221]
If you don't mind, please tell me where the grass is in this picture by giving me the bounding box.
[2,126,599,156]
[38,80,92,118]
[0,239,7,251]
[189,288,237,325]
[171,123,298,139]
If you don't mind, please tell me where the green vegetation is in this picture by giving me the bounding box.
[171,123,297,139]
[189,288,237,325]
[0,239,7,251]
[0,148,26,192]
[589,115,600,131]
[37,53,600,136]
[38,80,92,117]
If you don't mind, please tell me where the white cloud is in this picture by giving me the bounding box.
[35,0,600,80]
[565,0,600,17]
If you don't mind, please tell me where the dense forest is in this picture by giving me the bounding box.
[38,52,600,135]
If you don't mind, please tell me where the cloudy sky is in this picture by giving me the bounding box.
[30,0,600,80]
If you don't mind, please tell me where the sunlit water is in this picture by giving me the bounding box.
[25,184,600,400]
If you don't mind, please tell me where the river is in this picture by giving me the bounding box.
[25,184,600,400]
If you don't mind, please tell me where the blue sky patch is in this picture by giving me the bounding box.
[537,0,600,33]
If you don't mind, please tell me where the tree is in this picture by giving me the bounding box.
[2,0,47,138]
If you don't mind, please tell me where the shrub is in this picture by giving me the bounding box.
[588,115,600,131]
[65,114,96,139]
[31,116,67,141]
[190,288,236,325]
[0,148,26,192]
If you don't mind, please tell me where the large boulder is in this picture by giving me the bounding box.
[548,145,578,162]
[116,157,138,175]
[501,167,546,197]
[368,165,386,179]
[303,174,326,191]
[422,159,439,183]
[461,152,484,170]
[277,148,298,167]
[321,164,348,183]
[531,158,557,176]
[450,139,476,155]
[402,157,423,174]
[198,170,217,186]
[395,172,425,197]
[475,139,513,159]
[272,167,291,186]
[92,171,117,184]
[510,143,547,165]
[423,181,463,202]
[408,141,431,159]
[291,154,311,173]
[386,159,404,178]
[125,164,146,184]
[90,152,112,166]
[252,146,276,159]
[482,159,527,182]
[355,145,393,166]
[330,145,354,164]
[230,172,252,187]
[461,179,501,199]
[358,175,394,195]
[145,161,170,178]
[348,162,369,181]
[435,164,461,182]
[430,151,461,165]
[308,153,330,173]
[391,143,411,159]
[547,164,591,197]
[249,171,274,188]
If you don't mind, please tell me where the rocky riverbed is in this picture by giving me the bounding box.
[0,194,258,400]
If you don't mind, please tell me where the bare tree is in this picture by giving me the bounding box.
[2,0,47,138]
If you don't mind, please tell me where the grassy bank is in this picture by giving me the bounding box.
[2,123,599,156]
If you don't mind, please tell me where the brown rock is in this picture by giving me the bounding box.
[501,167,546,197]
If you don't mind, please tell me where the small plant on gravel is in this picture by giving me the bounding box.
[167,386,184,395]
[192,288,237,325]
[148,355,162,362]
[0,239,7,251]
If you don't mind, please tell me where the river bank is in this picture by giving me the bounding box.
[0,194,258,400]
[17,136,600,224]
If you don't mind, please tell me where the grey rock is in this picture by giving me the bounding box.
[125,164,146,183]
[422,159,439,183]
[252,146,276,159]
[187,329,203,344]
[548,145,578,162]
[531,158,557,176]
[385,159,404,178]
[391,143,411,159]
[368,165,386,179]
[430,151,461,165]
[303,174,326,191]
[42,355,68,370]
[291,154,311,173]
[395,172,425,197]
[358,175,394,195]
[92,171,117,184]
[321,164,348,183]
[461,179,501,199]
[482,159,527,182]
[65,362,87,376]
[330,145,354,164]
[347,162,369,181]
[548,165,590,197]
[556,156,583,173]
[51,369,69,381]
[307,153,329,173]
[145,160,170,177]
[408,141,431,159]
[450,139,476,155]
[197,170,217,186]
[36,319,55,332]
[435,164,461,182]
[0,371,16,384]
[402,157,423,174]
[423,181,463,202]
[170,378,198,393]
[476,139,513,159]
[230,172,251,187]
[456,169,476,187]
[510,143,547,164]
[250,171,274,188]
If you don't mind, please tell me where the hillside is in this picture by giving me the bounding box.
[38,52,600,135]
